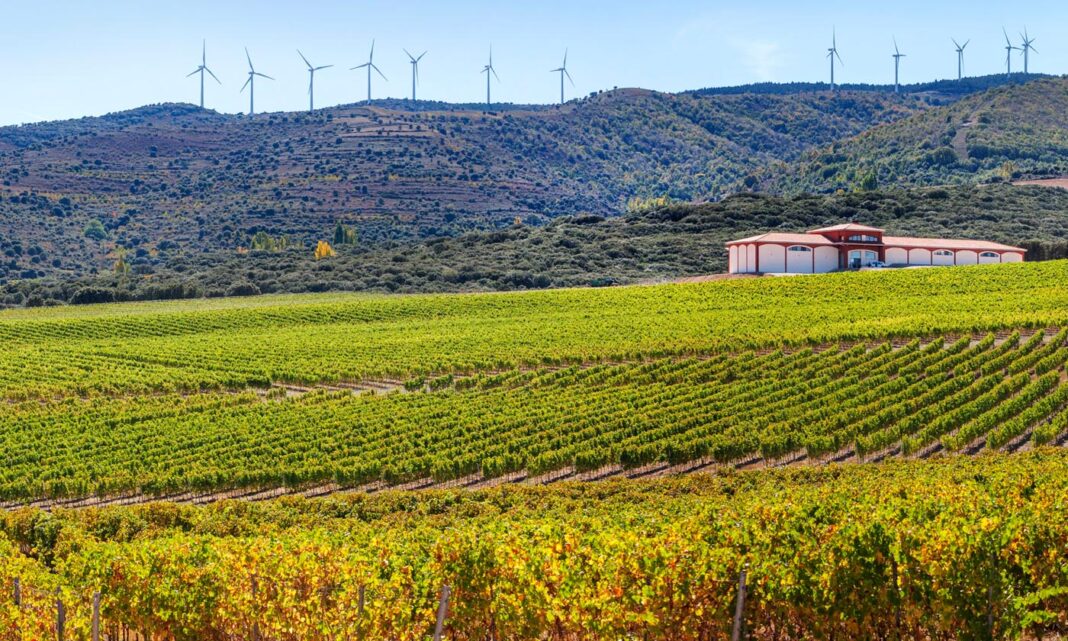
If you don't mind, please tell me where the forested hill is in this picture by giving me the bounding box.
[8,184,1068,307]
[0,88,934,282]
[757,76,1068,194]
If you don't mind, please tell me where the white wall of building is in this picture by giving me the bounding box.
[932,250,955,266]
[814,246,838,273]
[885,248,908,266]
[1003,252,1024,263]
[786,246,813,273]
[956,250,978,265]
[908,248,932,266]
[759,244,786,273]
[728,246,738,273]
[747,244,757,273]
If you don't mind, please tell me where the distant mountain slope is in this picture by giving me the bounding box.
[758,76,1068,193]
[7,184,1068,307]
[0,89,935,281]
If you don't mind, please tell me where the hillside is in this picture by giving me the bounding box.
[759,76,1068,193]
[7,183,1068,306]
[0,89,942,282]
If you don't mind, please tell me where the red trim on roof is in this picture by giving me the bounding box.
[882,236,1026,252]
[807,223,885,234]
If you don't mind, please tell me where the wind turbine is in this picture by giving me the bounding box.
[241,48,274,116]
[891,38,905,94]
[1019,29,1037,74]
[298,50,333,112]
[952,38,969,80]
[827,29,843,91]
[186,40,220,109]
[550,49,574,105]
[351,40,387,103]
[482,47,500,107]
[404,49,427,101]
[1003,29,1020,76]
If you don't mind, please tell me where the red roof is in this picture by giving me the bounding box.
[808,223,885,234]
[726,232,835,246]
[882,236,1026,252]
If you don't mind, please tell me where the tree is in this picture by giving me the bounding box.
[84,219,107,240]
[314,240,336,260]
[333,222,358,246]
[857,170,878,192]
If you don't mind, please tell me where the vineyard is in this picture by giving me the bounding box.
[2,454,1068,640]
[0,261,1066,502]
[0,261,1067,639]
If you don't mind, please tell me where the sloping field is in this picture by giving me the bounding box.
[0,260,1066,502]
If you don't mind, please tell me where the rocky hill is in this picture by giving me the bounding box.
[0,89,934,282]
[757,76,1068,193]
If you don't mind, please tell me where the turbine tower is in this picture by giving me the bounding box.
[298,50,333,112]
[1019,29,1037,74]
[1003,29,1020,76]
[891,39,905,94]
[404,49,427,101]
[186,40,220,109]
[827,29,843,91]
[482,47,500,107]
[952,38,969,81]
[351,40,387,103]
[550,49,574,105]
[241,48,274,116]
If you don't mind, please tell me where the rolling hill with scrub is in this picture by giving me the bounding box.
[757,76,1068,193]
[0,87,969,283]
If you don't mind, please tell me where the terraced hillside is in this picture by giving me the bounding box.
[0,260,1066,503]
[0,89,934,281]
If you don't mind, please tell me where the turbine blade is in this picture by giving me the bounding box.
[352,63,370,70]
[417,51,427,61]
[370,39,375,61]
[246,47,253,71]
[836,51,844,65]
[315,65,333,71]
[205,67,221,84]
[373,64,388,81]
[492,67,500,82]
[241,76,252,92]
[404,48,415,61]
[963,40,969,49]
[565,69,574,86]
[298,49,312,69]
[186,68,201,78]
[257,73,275,80]
[952,37,960,49]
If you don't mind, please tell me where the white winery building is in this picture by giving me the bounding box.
[726,223,1026,275]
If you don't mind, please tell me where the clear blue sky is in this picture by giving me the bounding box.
[1,0,1065,125]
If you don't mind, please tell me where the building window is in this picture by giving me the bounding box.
[787,246,812,252]
[980,251,999,258]
[847,235,880,243]
[933,250,954,257]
